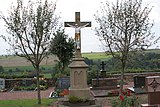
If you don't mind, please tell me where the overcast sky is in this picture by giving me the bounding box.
[0,0,160,55]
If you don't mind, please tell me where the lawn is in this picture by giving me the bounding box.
[0,98,56,107]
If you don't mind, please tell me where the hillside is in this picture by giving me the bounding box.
[0,55,58,67]
[0,49,160,67]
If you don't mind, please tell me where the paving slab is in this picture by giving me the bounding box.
[91,90,108,97]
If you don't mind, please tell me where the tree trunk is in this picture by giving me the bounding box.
[120,69,124,94]
[119,60,126,95]
[62,61,65,72]
[36,67,41,104]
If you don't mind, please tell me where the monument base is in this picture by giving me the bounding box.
[69,87,90,99]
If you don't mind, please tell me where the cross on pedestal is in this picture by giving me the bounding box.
[64,12,91,57]
[65,12,92,99]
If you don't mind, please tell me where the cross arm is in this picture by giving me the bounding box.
[64,22,91,27]
[64,22,76,27]
[80,22,91,27]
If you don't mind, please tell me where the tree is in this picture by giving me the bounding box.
[94,0,158,93]
[50,29,75,72]
[1,0,59,104]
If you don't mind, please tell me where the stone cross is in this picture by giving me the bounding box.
[64,12,91,57]
[100,61,106,71]
[100,61,106,77]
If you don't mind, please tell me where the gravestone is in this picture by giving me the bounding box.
[128,75,146,94]
[141,76,160,107]
[0,78,5,89]
[134,75,146,88]
[65,12,91,99]
[56,77,70,90]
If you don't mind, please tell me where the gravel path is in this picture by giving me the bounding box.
[0,87,54,100]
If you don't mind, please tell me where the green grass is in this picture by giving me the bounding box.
[82,52,111,60]
[43,73,52,78]
[0,98,57,107]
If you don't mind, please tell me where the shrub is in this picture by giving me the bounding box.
[111,90,139,107]
[0,66,4,72]
[68,95,88,103]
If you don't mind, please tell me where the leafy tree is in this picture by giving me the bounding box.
[94,0,158,93]
[50,29,74,72]
[87,65,99,84]
[0,66,4,72]
[1,0,59,104]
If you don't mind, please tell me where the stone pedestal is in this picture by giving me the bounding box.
[68,57,90,99]
[100,70,106,78]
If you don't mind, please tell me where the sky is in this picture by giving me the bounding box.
[0,0,160,55]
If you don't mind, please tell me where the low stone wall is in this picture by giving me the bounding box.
[107,72,160,81]
[5,78,36,88]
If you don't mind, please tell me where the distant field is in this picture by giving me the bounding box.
[82,52,111,60]
[0,52,108,67]
[0,55,58,67]
[144,49,160,54]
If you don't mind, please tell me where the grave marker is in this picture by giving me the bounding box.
[128,75,146,94]
[0,78,5,89]
[56,77,70,90]
[134,75,146,88]
[65,12,91,99]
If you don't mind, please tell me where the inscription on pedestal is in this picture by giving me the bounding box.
[74,71,83,88]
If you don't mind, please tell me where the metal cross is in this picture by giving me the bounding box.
[100,61,106,71]
[64,12,91,57]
